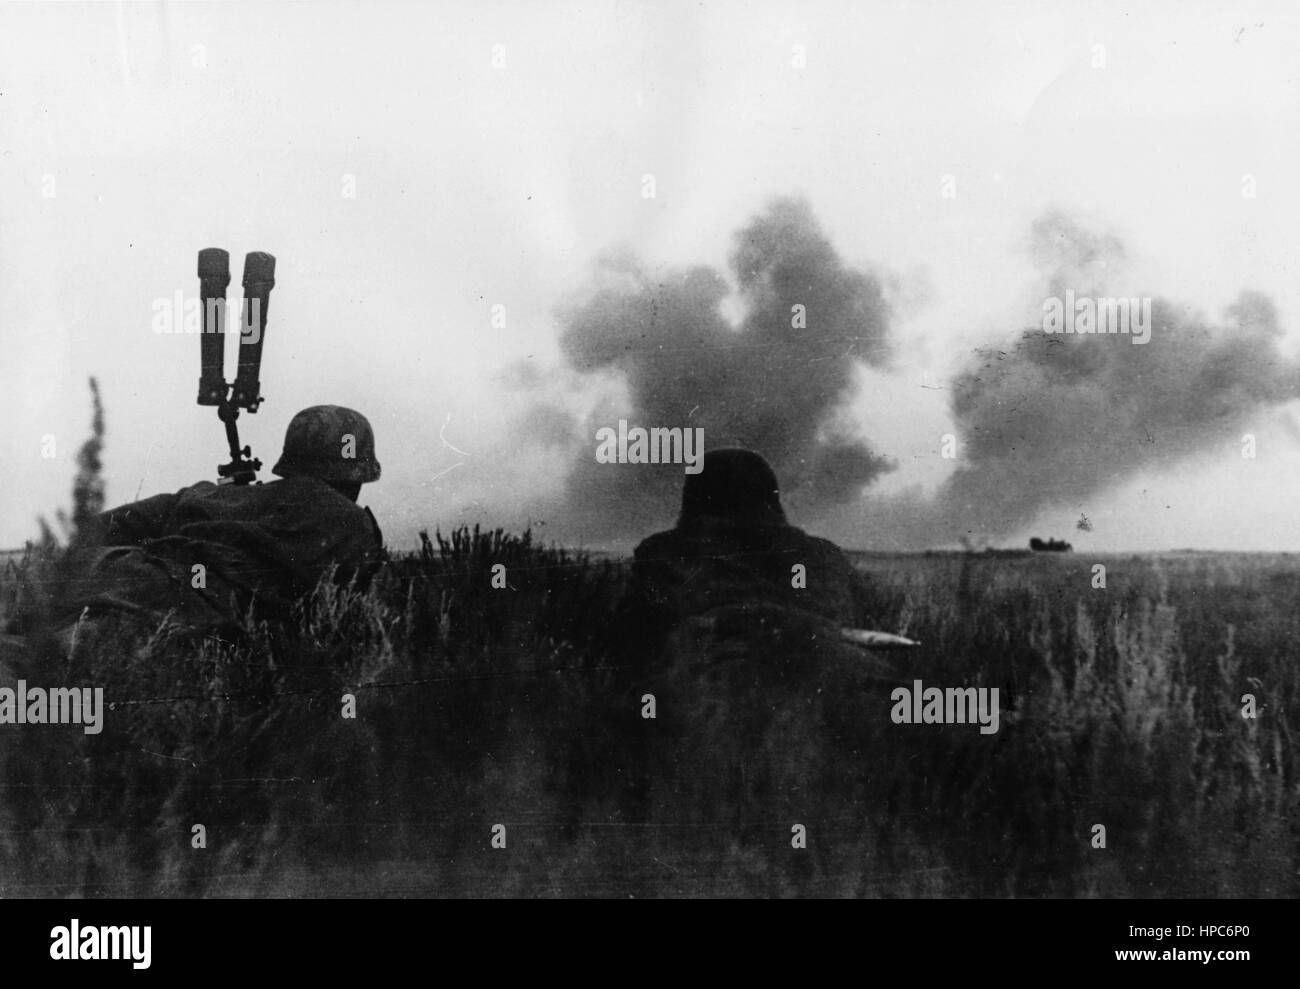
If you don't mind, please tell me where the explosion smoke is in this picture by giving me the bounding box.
[870,212,1300,548]
[531,205,1297,550]
[545,197,896,540]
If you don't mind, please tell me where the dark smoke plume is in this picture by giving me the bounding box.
[546,197,895,540]
[872,211,1300,547]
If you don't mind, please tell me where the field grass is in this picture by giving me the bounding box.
[1,531,1296,897]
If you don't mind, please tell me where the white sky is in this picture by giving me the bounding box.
[2,0,1297,552]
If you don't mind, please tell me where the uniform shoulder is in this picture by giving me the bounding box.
[277,477,383,552]
[787,526,853,558]
[108,480,210,518]
[778,528,862,580]
[176,481,220,497]
[632,528,684,561]
[81,484,215,549]
[264,476,363,510]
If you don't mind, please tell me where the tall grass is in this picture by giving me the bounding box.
[1,537,1295,897]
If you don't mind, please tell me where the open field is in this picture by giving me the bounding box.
[2,533,1296,897]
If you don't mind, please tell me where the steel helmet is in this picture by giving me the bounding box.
[272,405,381,484]
[678,448,786,527]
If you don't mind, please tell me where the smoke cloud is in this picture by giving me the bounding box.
[516,205,1296,550]
[538,197,896,540]
[871,211,1300,547]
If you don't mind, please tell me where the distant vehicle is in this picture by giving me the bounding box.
[1029,537,1072,552]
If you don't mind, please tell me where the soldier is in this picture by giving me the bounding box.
[598,448,892,861]
[619,447,875,663]
[56,405,384,641]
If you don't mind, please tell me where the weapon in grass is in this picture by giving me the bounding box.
[839,629,921,650]
[196,249,276,485]
[681,603,920,681]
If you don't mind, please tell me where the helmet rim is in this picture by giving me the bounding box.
[272,405,380,486]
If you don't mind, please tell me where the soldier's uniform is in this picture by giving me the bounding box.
[600,449,889,864]
[619,448,874,663]
[58,405,383,638]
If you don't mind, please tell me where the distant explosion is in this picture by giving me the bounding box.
[515,204,1298,550]
[867,211,1300,548]
[534,196,896,541]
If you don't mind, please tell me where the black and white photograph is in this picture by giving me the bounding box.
[0,0,1295,939]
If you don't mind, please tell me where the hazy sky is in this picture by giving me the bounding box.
[2,0,1297,552]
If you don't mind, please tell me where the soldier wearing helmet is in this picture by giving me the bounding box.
[272,404,382,502]
[618,447,874,659]
[59,405,384,637]
[601,449,890,837]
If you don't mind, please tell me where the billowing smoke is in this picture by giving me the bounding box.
[873,211,1300,547]
[538,197,896,540]
[512,205,1296,550]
